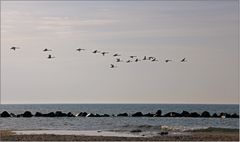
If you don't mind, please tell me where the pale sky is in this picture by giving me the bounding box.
[1,1,239,104]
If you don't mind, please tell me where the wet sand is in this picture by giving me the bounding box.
[0,129,239,141]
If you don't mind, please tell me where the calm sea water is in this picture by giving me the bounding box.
[0,104,239,131]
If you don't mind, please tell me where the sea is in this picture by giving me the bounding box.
[0,104,239,132]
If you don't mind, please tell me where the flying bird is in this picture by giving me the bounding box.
[135,59,140,62]
[148,57,155,60]
[76,48,85,52]
[143,56,147,60]
[10,47,20,50]
[43,48,52,52]
[93,50,100,53]
[165,59,172,63]
[113,54,121,57]
[110,64,117,68]
[47,54,55,59]
[152,58,158,62]
[181,58,187,62]
[116,58,123,62]
[101,52,109,56]
[126,60,132,63]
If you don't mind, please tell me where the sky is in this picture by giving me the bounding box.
[1,1,239,104]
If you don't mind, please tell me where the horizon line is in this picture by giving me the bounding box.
[1,102,239,105]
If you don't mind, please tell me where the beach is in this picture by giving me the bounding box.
[0,128,239,141]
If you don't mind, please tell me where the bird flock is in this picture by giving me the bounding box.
[10,46,187,68]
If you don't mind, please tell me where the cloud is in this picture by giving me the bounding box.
[38,16,119,30]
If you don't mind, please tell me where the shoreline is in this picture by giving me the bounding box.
[1,128,239,141]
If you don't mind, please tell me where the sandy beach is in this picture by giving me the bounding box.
[0,128,239,141]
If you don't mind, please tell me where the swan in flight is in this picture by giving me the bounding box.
[10,47,20,50]
[76,48,85,52]
[181,58,187,62]
[116,58,123,62]
[126,60,132,63]
[143,56,147,60]
[93,50,100,53]
[135,59,140,62]
[165,59,172,63]
[113,53,121,57]
[151,58,158,62]
[130,56,137,58]
[101,52,109,56]
[110,64,117,68]
[43,48,52,52]
[47,54,55,59]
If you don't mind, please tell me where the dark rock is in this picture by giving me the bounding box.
[35,112,43,117]
[81,112,88,117]
[117,113,128,117]
[95,114,101,117]
[226,113,231,118]
[77,112,88,117]
[86,113,95,117]
[201,111,211,117]
[55,111,67,117]
[189,112,200,117]
[48,112,56,117]
[143,113,154,117]
[225,113,231,118]
[231,113,239,118]
[160,132,168,135]
[1,111,11,117]
[17,114,23,117]
[219,112,231,118]
[23,111,33,117]
[132,112,143,117]
[219,112,226,117]
[67,112,74,117]
[212,113,218,117]
[10,113,16,117]
[130,129,142,133]
[155,110,162,117]
[43,112,55,117]
[163,112,181,117]
[101,114,110,117]
[181,111,190,117]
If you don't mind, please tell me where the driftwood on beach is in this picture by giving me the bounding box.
[0,110,239,118]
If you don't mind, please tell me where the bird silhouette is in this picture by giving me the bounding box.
[116,58,123,62]
[10,47,20,50]
[47,54,55,59]
[143,56,147,60]
[126,60,132,63]
[110,64,117,68]
[101,52,109,56]
[165,59,172,63]
[151,58,158,62]
[113,54,121,57]
[9,44,189,68]
[93,50,100,53]
[76,48,85,52]
[130,56,137,58]
[135,59,140,62]
[148,57,155,60]
[43,48,52,52]
[181,58,187,62]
